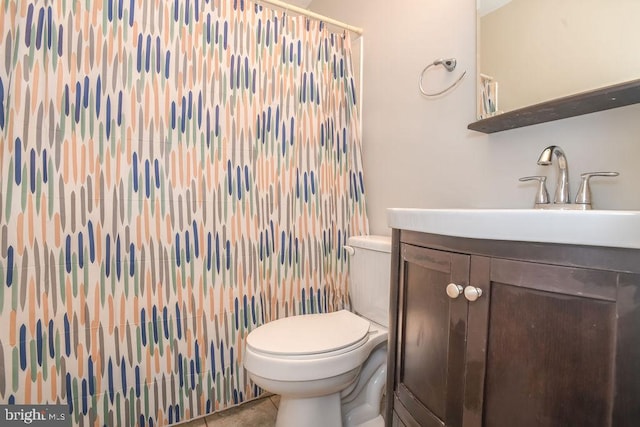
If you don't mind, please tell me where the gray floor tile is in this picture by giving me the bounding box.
[177,418,208,427]
[269,395,280,409]
[205,396,277,427]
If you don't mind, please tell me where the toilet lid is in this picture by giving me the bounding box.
[246,310,370,356]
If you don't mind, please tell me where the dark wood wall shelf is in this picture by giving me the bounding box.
[468,79,640,134]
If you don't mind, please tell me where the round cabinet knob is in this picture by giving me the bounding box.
[446,283,464,299]
[464,286,483,302]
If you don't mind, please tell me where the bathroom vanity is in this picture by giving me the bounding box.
[385,209,640,427]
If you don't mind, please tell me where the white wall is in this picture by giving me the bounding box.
[309,0,640,235]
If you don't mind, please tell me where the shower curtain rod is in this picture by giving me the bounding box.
[256,0,364,35]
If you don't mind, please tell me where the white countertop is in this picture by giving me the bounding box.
[387,208,640,249]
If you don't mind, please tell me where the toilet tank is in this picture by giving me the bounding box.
[346,235,392,327]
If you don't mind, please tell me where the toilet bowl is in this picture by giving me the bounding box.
[243,235,392,427]
[245,311,387,427]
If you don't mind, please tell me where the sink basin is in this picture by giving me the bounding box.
[387,208,640,249]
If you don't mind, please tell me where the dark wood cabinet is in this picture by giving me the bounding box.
[387,230,640,427]
[393,244,468,427]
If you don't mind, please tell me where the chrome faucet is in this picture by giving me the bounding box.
[537,145,570,204]
[522,145,620,210]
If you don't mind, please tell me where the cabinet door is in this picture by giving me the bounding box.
[395,244,469,427]
[465,258,618,427]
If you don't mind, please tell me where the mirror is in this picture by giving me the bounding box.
[477,0,640,118]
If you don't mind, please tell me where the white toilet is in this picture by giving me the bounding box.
[244,235,392,427]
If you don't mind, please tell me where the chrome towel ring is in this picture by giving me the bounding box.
[418,58,467,97]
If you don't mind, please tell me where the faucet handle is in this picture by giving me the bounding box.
[519,175,550,207]
[574,172,619,207]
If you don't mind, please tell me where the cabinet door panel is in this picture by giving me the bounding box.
[477,260,618,427]
[397,244,468,427]
[403,261,449,417]
[613,273,640,425]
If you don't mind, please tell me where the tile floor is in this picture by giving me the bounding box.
[178,395,279,427]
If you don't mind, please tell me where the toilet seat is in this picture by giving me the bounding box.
[246,310,371,357]
[244,311,387,382]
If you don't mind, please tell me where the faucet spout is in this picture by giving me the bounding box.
[537,145,570,204]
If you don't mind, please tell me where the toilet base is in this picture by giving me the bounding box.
[277,393,342,427]
[342,345,387,427]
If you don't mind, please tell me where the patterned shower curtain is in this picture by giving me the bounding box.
[0,0,368,425]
